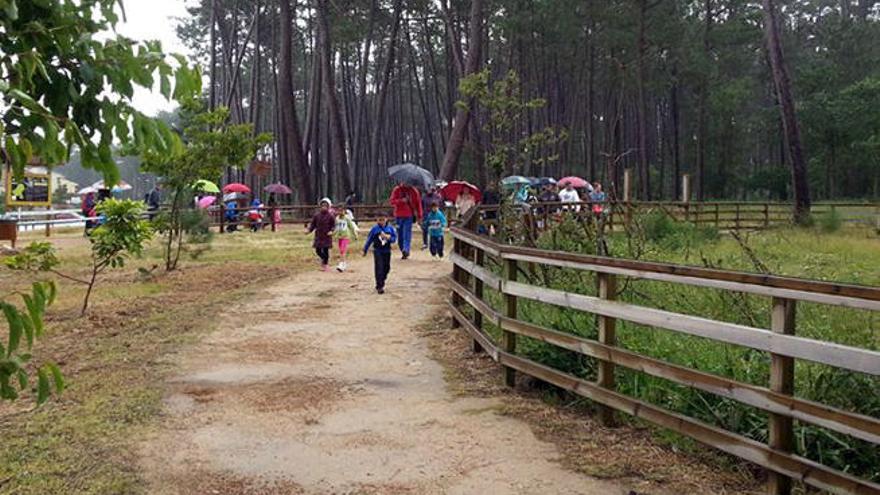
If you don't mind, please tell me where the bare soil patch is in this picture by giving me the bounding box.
[419,312,763,495]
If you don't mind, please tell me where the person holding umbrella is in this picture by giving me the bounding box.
[389,182,423,260]
[306,198,336,271]
[559,181,582,212]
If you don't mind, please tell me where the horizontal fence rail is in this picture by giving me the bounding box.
[448,207,880,495]
[485,200,880,234]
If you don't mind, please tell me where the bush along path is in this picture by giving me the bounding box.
[139,248,631,495]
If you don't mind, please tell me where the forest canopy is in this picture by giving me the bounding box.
[176,0,880,206]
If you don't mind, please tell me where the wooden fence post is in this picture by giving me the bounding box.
[451,237,463,329]
[768,297,796,495]
[597,272,618,426]
[681,174,690,203]
[219,203,225,234]
[503,258,518,387]
[715,203,720,229]
[764,204,770,229]
[735,204,741,230]
[473,248,485,353]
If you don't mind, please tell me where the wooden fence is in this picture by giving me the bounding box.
[494,201,879,234]
[448,208,880,495]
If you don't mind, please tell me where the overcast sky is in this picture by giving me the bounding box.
[113,0,194,116]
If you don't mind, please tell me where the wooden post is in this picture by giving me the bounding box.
[503,258,518,387]
[764,203,770,229]
[473,248,485,353]
[451,237,463,329]
[271,208,277,232]
[219,203,226,234]
[735,204,741,230]
[681,174,690,203]
[623,169,633,228]
[597,272,618,426]
[45,206,52,238]
[768,297,796,495]
[715,203,720,229]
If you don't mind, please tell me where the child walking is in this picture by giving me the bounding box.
[425,203,448,258]
[333,207,358,272]
[362,212,397,294]
[306,198,336,271]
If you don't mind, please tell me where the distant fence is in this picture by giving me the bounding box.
[448,207,880,495]
[482,201,880,234]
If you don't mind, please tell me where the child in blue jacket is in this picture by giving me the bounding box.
[362,212,398,294]
[425,203,448,258]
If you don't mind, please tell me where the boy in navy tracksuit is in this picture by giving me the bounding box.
[363,213,398,294]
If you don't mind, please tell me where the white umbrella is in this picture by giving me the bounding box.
[77,186,98,195]
[92,180,133,192]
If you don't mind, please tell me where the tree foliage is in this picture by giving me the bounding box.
[140,103,271,271]
[459,69,567,178]
[1,281,63,405]
[0,0,201,181]
[6,200,153,316]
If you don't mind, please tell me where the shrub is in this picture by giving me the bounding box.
[818,208,843,233]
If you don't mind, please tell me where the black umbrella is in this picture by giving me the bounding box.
[388,163,435,189]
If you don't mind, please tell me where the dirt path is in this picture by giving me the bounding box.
[140,246,629,495]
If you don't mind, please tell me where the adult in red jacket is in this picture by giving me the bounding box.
[389,182,423,259]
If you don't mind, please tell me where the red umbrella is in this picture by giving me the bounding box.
[440,181,482,204]
[264,183,293,195]
[223,183,251,194]
[558,176,589,189]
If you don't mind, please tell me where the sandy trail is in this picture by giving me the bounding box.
[140,244,628,494]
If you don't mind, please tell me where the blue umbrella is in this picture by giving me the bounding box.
[537,177,557,186]
[388,163,434,189]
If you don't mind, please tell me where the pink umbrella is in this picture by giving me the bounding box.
[223,183,251,194]
[558,176,589,189]
[198,196,217,209]
[264,183,293,195]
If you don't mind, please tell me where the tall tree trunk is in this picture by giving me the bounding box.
[316,0,352,197]
[209,0,218,110]
[369,0,405,174]
[763,0,811,222]
[635,0,653,200]
[438,0,485,181]
[278,0,314,203]
[696,0,712,201]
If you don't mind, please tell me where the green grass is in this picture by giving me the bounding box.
[0,229,313,494]
[481,218,880,482]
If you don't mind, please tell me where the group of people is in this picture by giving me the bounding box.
[515,181,606,212]
[306,182,451,294]
[222,194,282,232]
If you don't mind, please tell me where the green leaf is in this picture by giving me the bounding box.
[17,368,28,390]
[36,368,50,405]
[3,0,18,21]
[2,303,23,357]
[47,363,64,394]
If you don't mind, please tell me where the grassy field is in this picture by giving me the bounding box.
[479,218,880,484]
[0,228,313,494]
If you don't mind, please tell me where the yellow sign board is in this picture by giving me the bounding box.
[5,165,53,207]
